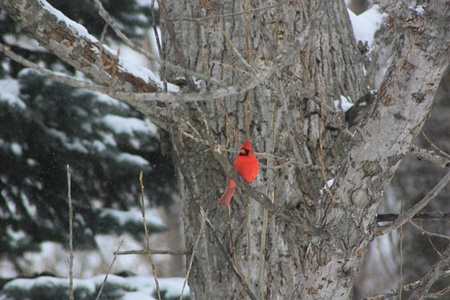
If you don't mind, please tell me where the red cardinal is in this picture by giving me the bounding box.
[217,139,259,206]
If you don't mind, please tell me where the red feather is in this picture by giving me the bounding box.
[217,139,259,206]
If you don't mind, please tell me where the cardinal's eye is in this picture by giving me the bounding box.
[240,148,249,155]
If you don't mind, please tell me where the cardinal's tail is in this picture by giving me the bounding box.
[217,180,236,206]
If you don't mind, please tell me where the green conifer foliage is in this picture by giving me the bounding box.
[0,0,173,256]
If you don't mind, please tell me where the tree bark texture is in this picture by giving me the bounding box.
[159,1,368,299]
[1,0,449,299]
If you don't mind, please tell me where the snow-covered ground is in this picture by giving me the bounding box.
[0,273,189,300]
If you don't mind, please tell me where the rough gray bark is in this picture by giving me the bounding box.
[383,68,450,293]
[1,0,450,299]
[160,1,365,298]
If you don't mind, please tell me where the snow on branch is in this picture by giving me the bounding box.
[0,0,178,93]
[0,0,332,104]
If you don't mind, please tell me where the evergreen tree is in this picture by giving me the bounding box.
[0,0,173,257]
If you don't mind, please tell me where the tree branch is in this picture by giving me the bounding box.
[0,0,330,103]
[409,245,450,300]
[408,221,450,241]
[377,169,450,236]
[0,42,171,130]
[361,270,450,300]
[409,144,450,169]
[377,212,450,222]
[114,249,189,255]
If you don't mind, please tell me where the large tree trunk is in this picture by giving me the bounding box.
[161,0,365,298]
[1,0,449,298]
[159,1,449,298]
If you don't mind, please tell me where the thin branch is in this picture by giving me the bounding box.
[95,239,124,300]
[409,144,450,169]
[180,217,205,300]
[227,205,237,265]
[219,23,255,74]
[377,169,450,236]
[409,245,450,300]
[0,42,170,130]
[67,165,74,300]
[377,212,450,222]
[114,249,189,255]
[422,131,450,160]
[0,43,107,93]
[149,0,166,91]
[399,198,404,300]
[139,171,161,300]
[278,74,311,168]
[259,189,272,298]
[259,159,297,169]
[0,0,329,103]
[0,41,303,103]
[408,221,450,241]
[426,286,450,299]
[361,270,450,300]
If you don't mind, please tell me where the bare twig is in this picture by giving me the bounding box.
[139,171,162,300]
[360,270,450,300]
[278,75,310,168]
[0,0,329,103]
[426,286,450,299]
[95,239,124,300]
[408,221,450,241]
[409,245,450,300]
[0,43,107,93]
[409,144,450,169]
[258,159,297,169]
[227,205,237,265]
[399,198,404,300]
[422,131,450,160]
[377,212,450,222]
[259,189,273,298]
[67,165,74,300]
[180,218,205,300]
[114,249,189,255]
[219,23,255,74]
[149,0,166,92]
[377,169,450,236]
